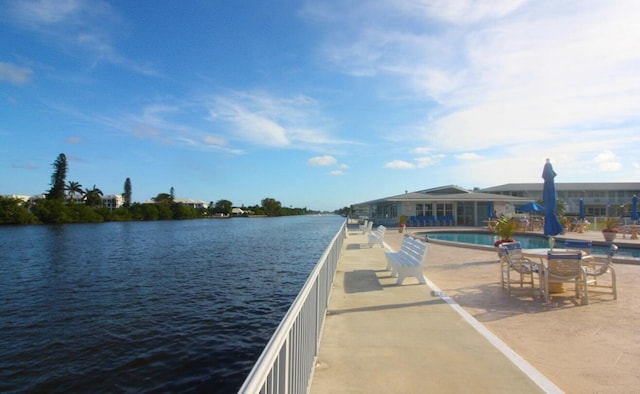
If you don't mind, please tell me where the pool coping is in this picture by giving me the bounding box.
[417,227,640,264]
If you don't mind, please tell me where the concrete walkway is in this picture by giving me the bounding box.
[311,227,640,393]
[310,229,558,393]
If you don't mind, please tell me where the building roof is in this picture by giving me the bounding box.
[355,186,532,206]
[480,182,640,193]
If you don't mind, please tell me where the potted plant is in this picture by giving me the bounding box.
[493,217,518,251]
[602,217,620,242]
[398,215,408,233]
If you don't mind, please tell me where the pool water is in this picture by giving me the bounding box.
[423,232,640,259]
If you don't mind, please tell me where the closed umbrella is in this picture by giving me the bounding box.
[487,201,494,219]
[579,198,585,220]
[632,195,639,222]
[542,159,564,236]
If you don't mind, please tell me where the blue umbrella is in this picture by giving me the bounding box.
[487,201,494,219]
[632,195,638,222]
[516,201,544,213]
[579,198,585,220]
[542,159,564,236]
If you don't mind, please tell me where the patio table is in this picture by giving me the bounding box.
[625,224,640,240]
[522,248,592,294]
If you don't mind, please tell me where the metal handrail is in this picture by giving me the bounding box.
[238,221,347,393]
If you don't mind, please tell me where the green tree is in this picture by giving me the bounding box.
[47,153,67,200]
[261,197,282,217]
[152,193,173,220]
[123,178,132,207]
[84,185,104,208]
[32,198,71,224]
[213,199,233,215]
[0,197,37,224]
[68,203,104,223]
[153,193,173,204]
[65,180,84,202]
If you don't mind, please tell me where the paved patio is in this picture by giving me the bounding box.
[311,226,640,393]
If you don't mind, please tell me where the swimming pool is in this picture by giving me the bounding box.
[422,231,640,259]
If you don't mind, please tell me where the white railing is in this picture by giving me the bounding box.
[238,221,347,394]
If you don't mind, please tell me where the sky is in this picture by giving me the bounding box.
[1,0,639,211]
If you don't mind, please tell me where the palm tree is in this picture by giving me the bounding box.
[65,181,84,203]
[84,185,104,208]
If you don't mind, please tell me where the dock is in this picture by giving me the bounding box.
[310,227,640,393]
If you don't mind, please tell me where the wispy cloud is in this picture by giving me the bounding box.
[12,162,38,170]
[455,152,482,160]
[384,160,415,169]
[4,0,156,75]
[207,91,348,149]
[309,0,640,177]
[65,136,82,144]
[308,155,337,166]
[0,61,33,84]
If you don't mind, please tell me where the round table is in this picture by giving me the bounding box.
[521,248,590,294]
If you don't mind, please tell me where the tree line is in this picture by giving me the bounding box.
[0,153,320,225]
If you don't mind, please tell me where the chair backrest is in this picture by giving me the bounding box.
[589,244,618,276]
[547,252,583,279]
[564,239,592,254]
[500,242,522,257]
[400,236,428,264]
[500,241,521,251]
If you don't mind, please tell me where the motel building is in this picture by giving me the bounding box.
[350,183,640,228]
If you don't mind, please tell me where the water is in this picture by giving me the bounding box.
[0,215,344,393]
[424,231,640,259]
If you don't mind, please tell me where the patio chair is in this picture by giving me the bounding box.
[564,239,592,254]
[500,242,545,298]
[564,239,594,265]
[545,251,588,305]
[584,244,617,300]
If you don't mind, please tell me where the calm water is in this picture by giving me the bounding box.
[0,215,344,393]
[424,231,640,258]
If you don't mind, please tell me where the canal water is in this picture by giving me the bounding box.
[0,215,344,393]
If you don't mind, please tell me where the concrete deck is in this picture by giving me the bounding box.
[310,227,640,393]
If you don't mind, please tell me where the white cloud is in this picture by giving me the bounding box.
[455,152,482,160]
[415,155,444,168]
[0,61,33,84]
[308,155,337,166]
[594,150,622,172]
[384,160,415,169]
[207,91,345,149]
[330,170,345,176]
[411,146,432,155]
[311,0,640,175]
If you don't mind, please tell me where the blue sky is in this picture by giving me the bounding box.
[1,0,639,211]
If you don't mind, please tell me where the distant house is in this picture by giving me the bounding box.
[351,185,532,227]
[142,197,207,210]
[351,182,640,227]
[479,182,640,217]
[173,198,207,210]
[231,207,245,216]
[102,195,124,211]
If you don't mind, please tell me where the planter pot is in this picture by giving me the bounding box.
[398,225,405,233]
[602,231,617,242]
